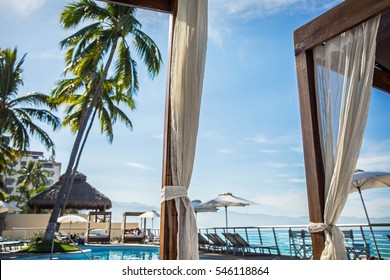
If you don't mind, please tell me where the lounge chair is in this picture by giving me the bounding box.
[222,233,246,255]
[289,229,312,259]
[222,233,279,256]
[343,230,370,260]
[198,233,214,251]
[0,240,24,252]
[205,233,229,253]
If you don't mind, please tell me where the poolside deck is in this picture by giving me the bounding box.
[199,251,302,260]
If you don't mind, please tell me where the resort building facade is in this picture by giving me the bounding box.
[4,151,62,195]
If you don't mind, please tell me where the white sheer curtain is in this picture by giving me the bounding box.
[161,0,208,260]
[309,15,381,260]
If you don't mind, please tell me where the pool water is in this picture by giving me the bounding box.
[18,245,160,260]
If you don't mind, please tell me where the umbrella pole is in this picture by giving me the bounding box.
[358,187,381,259]
[225,206,228,230]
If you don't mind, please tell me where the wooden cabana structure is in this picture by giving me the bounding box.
[28,172,112,213]
[294,0,390,259]
[104,0,206,260]
[121,211,146,243]
[86,211,112,243]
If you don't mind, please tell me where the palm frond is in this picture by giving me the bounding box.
[60,0,111,29]
[132,29,162,78]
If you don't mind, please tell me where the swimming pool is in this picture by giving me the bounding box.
[17,245,160,260]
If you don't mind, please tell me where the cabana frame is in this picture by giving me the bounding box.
[121,211,146,243]
[86,211,112,243]
[294,0,390,259]
[103,0,179,259]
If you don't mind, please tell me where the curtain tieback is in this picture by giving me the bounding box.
[308,222,334,233]
[161,185,188,202]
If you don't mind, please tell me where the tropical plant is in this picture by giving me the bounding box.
[12,185,47,213]
[43,0,162,242]
[16,160,50,189]
[0,48,61,154]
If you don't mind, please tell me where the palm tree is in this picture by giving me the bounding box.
[0,48,61,154]
[11,185,47,213]
[51,67,135,214]
[51,66,135,144]
[0,134,17,178]
[43,0,162,242]
[16,161,50,190]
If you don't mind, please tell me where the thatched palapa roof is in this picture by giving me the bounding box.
[28,172,112,212]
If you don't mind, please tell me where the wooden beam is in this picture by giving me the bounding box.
[373,67,390,94]
[295,50,325,260]
[160,0,178,260]
[294,0,390,55]
[102,0,173,13]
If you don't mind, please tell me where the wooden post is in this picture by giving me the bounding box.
[294,0,390,259]
[294,50,325,259]
[160,0,178,260]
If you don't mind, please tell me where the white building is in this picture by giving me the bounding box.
[4,151,62,195]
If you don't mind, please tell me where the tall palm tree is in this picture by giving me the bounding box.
[43,0,162,242]
[51,66,135,144]
[0,48,61,154]
[16,161,50,190]
[51,67,135,214]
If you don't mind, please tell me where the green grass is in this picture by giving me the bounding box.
[18,241,80,253]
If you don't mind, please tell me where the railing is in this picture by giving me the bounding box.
[198,223,390,260]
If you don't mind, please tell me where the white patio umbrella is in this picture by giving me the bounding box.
[137,211,160,230]
[191,199,219,220]
[57,214,88,234]
[0,201,22,213]
[349,169,390,259]
[200,193,255,228]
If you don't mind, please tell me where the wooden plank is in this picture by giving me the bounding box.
[160,0,178,260]
[294,0,390,55]
[295,51,325,260]
[102,0,172,13]
[373,67,390,94]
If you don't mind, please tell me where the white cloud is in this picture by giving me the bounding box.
[125,162,153,171]
[251,189,309,216]
[357,138,390,171]
[217,149,234,154]
[0,0,46,16]
[260,149,280,153]
[153,133,164,139]
[33,50,63,60]
[210,0,341,20]
[287,178,306,183]
[207,0,342,46]
[357,155,390,171]
[290,145,303,153]
[215,0,301,18]
[200,130,220,139]
[249,134,271,143]
[264,161,288,168]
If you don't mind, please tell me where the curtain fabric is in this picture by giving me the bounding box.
[164,0,208,260]
[309,15,381,260]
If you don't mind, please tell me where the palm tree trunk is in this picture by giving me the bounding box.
[60,108,97,216]
[43,39,119,242]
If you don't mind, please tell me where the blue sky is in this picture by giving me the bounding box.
[1,0,389,222]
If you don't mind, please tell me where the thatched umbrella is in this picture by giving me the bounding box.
[28,172,112,213]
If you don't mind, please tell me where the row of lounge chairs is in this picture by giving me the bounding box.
[198,232,280,256]
[0,237,29,252]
